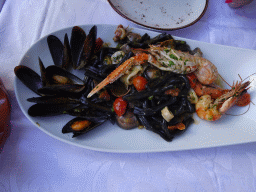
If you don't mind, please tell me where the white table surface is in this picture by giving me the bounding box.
[1,0,256,191]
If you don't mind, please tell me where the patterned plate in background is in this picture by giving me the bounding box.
[107,0,208,30]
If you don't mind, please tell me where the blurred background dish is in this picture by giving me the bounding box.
[226,0,254,8]
[107,0,208,31]
[0,78,11,153]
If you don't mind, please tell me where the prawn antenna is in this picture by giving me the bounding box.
[225,103,251,116]
[218,74,231,87]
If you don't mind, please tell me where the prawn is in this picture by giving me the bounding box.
[87,46,219,98]
[148,46,218,85]
[186,72,228,99]
[196,80,250,121]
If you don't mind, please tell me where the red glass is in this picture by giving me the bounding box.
[226,0,254,8]
[0,78,11,152]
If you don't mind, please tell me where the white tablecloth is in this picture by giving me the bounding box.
[1,0,256,191]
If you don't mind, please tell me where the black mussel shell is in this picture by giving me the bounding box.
[38,57,47,86]
[38,84,86,96]
[62,34,72,70]
[66,105,113,120]
[47,34,72,70]
[47,35,64,68]
[28,103,80,117]
[76,25,97,69]
[45,65,84,85]
[62,117,106,137]
[27,96,81,104]
[14,65,43,96]
[70,26,87,69]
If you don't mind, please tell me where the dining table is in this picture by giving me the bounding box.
[1,0,256,191]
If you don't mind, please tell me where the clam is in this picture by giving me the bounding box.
[116,110,139,130]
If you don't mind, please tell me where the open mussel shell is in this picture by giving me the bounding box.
[47,34,72,70]
[14,65,43,96]
[62,117,106,137]
[38,57,47,86]
[62,34,73,70]
[45,65,84,85]
[38,84,86,96]
[28,103,80,117]
[70,26,87,69]
[37,65,86,95]
[76,25,97,69]
[47,35,63,67]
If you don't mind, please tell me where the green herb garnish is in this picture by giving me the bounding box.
[168,61,175,66]
[169,54,178,60]
[164,49,170,53]
[148,96,154,100]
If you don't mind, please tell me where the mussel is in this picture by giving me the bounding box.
[75,25,97,69]
[14,65,43,96]
[62,117,107,137]
[70,26,87,69]
[47,33,72,70]
[45,65,84,85]
[28,103,80,117]
[47,25,97,70]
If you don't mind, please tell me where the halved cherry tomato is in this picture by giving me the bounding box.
[236,92,251,107]
[132,76,147,91]
[186,73,197,89]
[94,37,103,53]
[113,97,127,116]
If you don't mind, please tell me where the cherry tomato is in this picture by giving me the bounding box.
[132,76,147,91]
[94,37,103,53]
[113,97,127,117]
[186,73,197,89]
[236,92,251,107]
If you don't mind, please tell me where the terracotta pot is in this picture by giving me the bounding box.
[0,79,11,153]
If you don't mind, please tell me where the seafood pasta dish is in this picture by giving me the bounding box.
[14,25,252,142]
